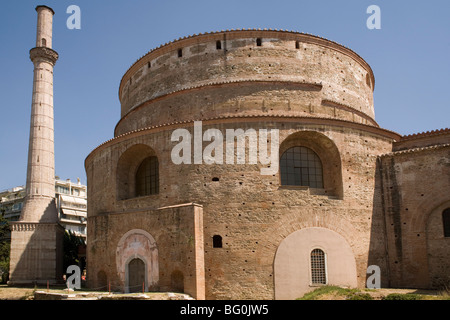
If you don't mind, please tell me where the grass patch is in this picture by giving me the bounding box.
[297,286,373,300]
[298,285,450,300]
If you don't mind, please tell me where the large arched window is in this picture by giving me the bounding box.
[135,156,159,197]
[280,146,324,188]
[310,249,327,285]
[443,208,450,237]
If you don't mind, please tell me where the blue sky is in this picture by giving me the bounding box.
[0,0,449,191]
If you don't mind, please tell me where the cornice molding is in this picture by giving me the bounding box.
[86,114,401,166]
[118,29,376,101]
[30,47,59,65]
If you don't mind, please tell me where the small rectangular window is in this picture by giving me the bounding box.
[256,38,262,46]
[216,40,222,50]
[178,48,183,57]
[443,208,450,237]
[295,41,300,49]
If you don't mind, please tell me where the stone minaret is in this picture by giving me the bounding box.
[8,5,64,285]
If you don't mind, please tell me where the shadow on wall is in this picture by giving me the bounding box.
[367,158,391,289]
[369,152,450,290]
[8,199,64,285]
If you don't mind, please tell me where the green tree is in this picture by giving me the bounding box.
[0,208,10,283]
[63,230,85,274]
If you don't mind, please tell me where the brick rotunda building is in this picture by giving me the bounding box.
[85,29,450,299]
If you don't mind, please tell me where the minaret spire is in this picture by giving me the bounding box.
[21,5,59,223]
[8,5,64,285]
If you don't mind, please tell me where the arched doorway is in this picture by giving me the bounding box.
[97,270,107,291]
[426,202,450,287]
[128,258,146,293]
[116,229,159,293]
[171,270,184,293]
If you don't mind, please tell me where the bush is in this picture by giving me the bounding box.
[347,293,373,300]
[298,285,373,300]
[383,293,422,300]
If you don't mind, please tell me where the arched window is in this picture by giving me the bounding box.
[443,208,450,237]
[280,146,324,188]
[213,235,223,248]
[310,249,326,285]
[171,270,184,293]
[41,38,47,47]
[97,270,107,290]
[135,156,159,197]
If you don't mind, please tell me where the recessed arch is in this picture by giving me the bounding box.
[171,270,185,293]
[116,144,159,200]
[116,229,159,293]
[97,270,107,290]
[426,200,450,287]
[274,227,357,300]
[279,130,343,198]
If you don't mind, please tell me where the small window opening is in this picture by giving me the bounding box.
[216,40,222,50]
[311,249,327,285]
[443,208,450,237]
[178,48,183,57]
[256,38,262,46]
[147,62,151,69]
[213,235,222,248]
[41,38,47,47]
[366,73,371,88]
[295,41,300,49]
[212,177,220,182]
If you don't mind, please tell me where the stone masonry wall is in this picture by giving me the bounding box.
[87,203,205,299]
[86,120,396,299]
[85,30,404,299]
[116,30,376,135]
[379,144,450,289]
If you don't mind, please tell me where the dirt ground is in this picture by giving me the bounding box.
[0,285,36,300]
[0,284,446,300]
